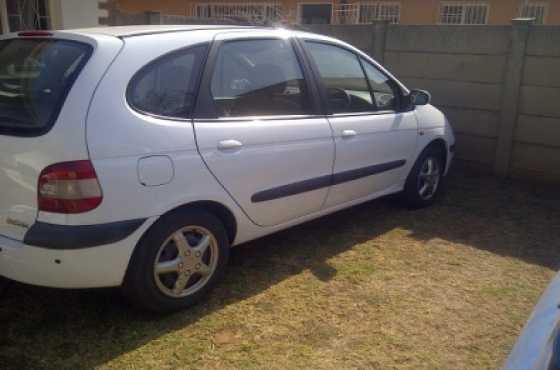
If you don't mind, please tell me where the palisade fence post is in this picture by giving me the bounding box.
[371,20,389,63]
[494,18,533,178]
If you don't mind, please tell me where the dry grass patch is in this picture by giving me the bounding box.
[1,165,559,369]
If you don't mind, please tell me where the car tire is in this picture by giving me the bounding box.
[123,208,230,313]
[402,145,445,209]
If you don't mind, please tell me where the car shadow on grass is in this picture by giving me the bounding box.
[1,164,559,369]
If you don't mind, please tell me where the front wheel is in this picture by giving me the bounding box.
[402,146,445,209]
[123,209,230,313]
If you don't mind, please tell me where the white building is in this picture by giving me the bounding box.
[0,0,104,34]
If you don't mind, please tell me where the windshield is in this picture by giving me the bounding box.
[0,38,92,136]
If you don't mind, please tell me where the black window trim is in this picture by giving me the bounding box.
[125,42,211,121]
[194,114,327,123]
[357,56,380,111]
[0,37,93,137]
[358,56,404,114]
[298,37,408,117]
[193,36,322,120]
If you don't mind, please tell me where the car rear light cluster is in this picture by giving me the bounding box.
[38,160,103,214]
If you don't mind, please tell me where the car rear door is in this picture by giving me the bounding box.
[301,39,418,207]
[194,31,335,227]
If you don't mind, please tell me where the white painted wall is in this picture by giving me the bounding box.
[0,0,101,34]
[52,0,101,30]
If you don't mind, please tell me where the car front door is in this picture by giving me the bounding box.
[301,40,418,207]
[194,32,335,227]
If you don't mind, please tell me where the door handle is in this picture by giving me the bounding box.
[217,139,243,150]
[341,129,357,138]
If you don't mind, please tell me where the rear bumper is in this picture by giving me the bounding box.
[24,219,146,249]
[0,217,156,288]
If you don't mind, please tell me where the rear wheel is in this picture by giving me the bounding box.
[123,209,229,313]
[402,146,445,208]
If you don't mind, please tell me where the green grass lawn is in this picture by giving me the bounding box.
[1,165,559,370]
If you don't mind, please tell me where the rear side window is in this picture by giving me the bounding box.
[127,44,208,118]
[210,39,312,117]
[0,38,92,136]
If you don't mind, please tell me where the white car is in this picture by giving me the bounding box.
[0,26,454,312]
[504,271,560,370]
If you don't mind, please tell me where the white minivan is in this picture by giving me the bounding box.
[0,25,454,312]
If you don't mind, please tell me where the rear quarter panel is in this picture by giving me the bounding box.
[0,32,123,234]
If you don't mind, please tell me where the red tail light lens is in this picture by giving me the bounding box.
[38,160,103,214]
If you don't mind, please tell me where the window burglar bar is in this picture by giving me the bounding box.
[520,2,547,25]
[440,2,488,25]
[333,4,359,24]
[359,2,400,24]
[332,2,400,24]
[6,0,50,31]
[194,3,282,23]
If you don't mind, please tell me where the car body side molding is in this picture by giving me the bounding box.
[251,160,406,203]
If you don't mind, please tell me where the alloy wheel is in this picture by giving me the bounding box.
[153,226,219,298]
[417,157,441,201]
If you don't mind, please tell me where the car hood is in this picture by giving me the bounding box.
[504,271,560,370]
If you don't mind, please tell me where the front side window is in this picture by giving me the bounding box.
[361,59,398,111]
[128,44,208,118]
[305,41,375,114]
[210,39,311,117]
[0,38,91,136]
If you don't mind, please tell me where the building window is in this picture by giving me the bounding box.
[194,3,282,23]
[300,3,332,24]
[333,1,400,25]
[6,0,50,32]
[520,2,547,25]
[440,2,489,25]
[359,2,400,24]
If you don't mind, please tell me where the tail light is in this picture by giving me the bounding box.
[38,160,103,214]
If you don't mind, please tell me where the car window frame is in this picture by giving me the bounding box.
[359,56,403,114]
[126,42,210,121]
[298,38,405,117]
[194,36,323,121]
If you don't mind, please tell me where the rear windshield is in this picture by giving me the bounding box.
[0,38,92,136]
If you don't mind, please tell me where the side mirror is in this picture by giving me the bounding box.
[409,89,431,106]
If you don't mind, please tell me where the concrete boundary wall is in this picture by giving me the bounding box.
[302,20,560,183]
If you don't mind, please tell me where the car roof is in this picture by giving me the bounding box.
[67,25,267,38]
